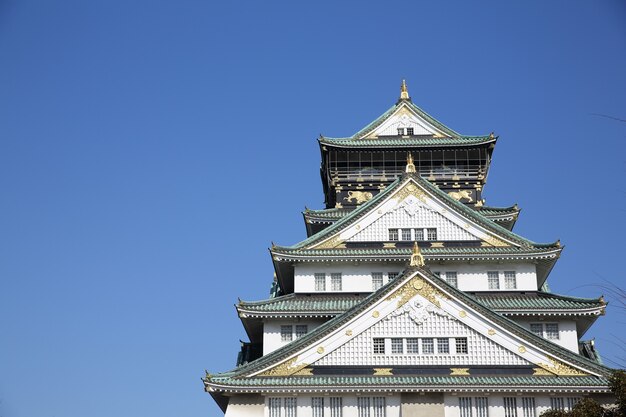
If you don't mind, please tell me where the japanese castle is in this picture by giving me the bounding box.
[204,82,613,417]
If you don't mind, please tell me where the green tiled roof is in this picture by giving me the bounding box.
[238,292,603,316]
[304,208,353,222]
[477,205,520,217]
[207,374,609,389]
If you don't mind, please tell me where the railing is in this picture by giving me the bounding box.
[330,166,485,183]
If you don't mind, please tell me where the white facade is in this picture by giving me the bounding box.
[263,319,326,355]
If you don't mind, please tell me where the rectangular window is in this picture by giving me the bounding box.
[372,397,385,417]
[312,397,324,417]
[455,337,468,354]
[397,128,404,136]
[269,398,282,417]
[387,272,399,281]
[459,397,472,417]
[330,397,342,417]
[530,323,543,337]
[488,271,500,289]
[437,338,450,354]
[357,397,370,417]
[406,338,419,354]
[545,323,560,340]
[422,338,434,354]
[315,273,326,291]
[406,127,414,135]
[331,273,342,291]
[373,338,385,354]
[566,397,581,410]
[521,397,536,417]
[414,228,424,241]
[401,228,412,241]
[388,228,399,241]
[504,271,517,289]
[281,325,293,342]
[295,325,308,338]
[550,398,565,411]
[372,272,384,290]
[285,398,297,417]
[391,338,403,354]
[427,228,437,241]
[475,397,489,417]
[504,397,518,417]
[445,271,458,288]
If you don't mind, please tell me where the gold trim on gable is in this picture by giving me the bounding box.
[312,235,345,249]
[258,357,309,377]
[386,276,448,308]
[537,357,588,376]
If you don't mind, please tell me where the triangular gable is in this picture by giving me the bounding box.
[249,267,607,378]
[359,101,447,139]
[305,175,527,250]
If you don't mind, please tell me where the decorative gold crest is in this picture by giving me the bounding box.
[385,276,448,308]
[317,346,325,354]
[536,357,587,376]
[313,235,345,249]
[488,329,496,336]
[293,367,314,376]
[459,310,467,318]
[482,235,509,247]
[372,311,380,318]
[394,181,427,203]
[259,356,309,377]
[450,368,470,376]
[518,346,527,354]
[373,368,393,376]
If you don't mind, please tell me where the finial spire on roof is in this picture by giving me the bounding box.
[410,242,425,267]
[405,152,416,173]
[400,79,410,100]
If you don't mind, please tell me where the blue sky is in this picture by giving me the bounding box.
[1,1,625,416]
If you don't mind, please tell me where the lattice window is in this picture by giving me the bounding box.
[330,397,342,417]
[391,338,403,354]
[312,397,324,417]
[406,127,414,135]
[387,272,399,281]
[401,228,412,240]
[295,325,308,338]
[530,323,543,337]
[285,398,297,417]
[372,272,383,290]
[414,228,424,241]
[427,228,437,240]
[372,397,385,417]
[550,398,565,411]
[331,273,342,291]
[397,127,404,136]
[269,398,281,417]
[456,337,468,354]
[281,325,292,342]
[373,338,385,354]
[445,271,458,288]
[521,397,536,417]
[438,338,450,354]
[475,397,489,417]
[488,271,500,289]
[357,397,370,417]
[459,397,472,417]
[388,228,399,241]
[422,338,434,354]
[504,397,518,417]
[504,271,517,289]
[545,323,559,340]
[315,273,326,291]
[407,338,419,354]
[269,398,297,417]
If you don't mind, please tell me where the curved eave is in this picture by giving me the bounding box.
[319,136,497,149]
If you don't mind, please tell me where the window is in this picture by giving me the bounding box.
[504,397,518,417]
[295,325,308,338]
[397,127,405,136]
[445,271,458,288]
[504,271,517,289]
[521,397,536,417]
[566,397,581,410]
[414,228,424,241]
[456,337,468,354]
[312,397,324,417]
[373,338,385,354]
[331,273,342,291]
[459,397,472,417]
[391,338,403,354]
[372,272,384,290]
[406,127,414,135]
[315,273,326,291]
[427,228,437,241]
[437,338,450,354]
[406,338,419,354]
[387,272,399,281]
[372,397,385,417]
[330,397,342,417]
[530,323,543,337]
[488,271,500,289]
[422,338,434,354]
[269,398,297,417]
[475,397,489,417]
[550,398,565,411]
[358,397,385,417]
[388,228,399,241]
[281,325,293,342]
[401,228,412,240]
[545,323,559,340]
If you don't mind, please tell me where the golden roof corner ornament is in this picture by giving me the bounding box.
[489,131,495,139]
[405,152,416,173]
[400,79,410,100]
[410,241,425,267]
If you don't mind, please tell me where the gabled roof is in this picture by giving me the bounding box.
[278,173,557,251]
[206,266,612,395]
[318,100,496,149]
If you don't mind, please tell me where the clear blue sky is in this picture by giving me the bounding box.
[1,1,625,416]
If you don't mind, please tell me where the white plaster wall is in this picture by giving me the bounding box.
[443,394,581,417]
[262,319,327,355]
[264,394,400,417]
[516,319,579,352]
[294,262,538,293]
[224,394,264,417]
